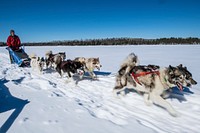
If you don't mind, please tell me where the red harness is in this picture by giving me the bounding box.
[131,71,160,85]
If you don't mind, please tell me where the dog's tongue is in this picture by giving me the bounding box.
[79,71,84,75]
[177,82,183,91]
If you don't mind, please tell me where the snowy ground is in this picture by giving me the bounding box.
[0,45,200,133]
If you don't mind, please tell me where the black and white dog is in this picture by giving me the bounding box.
[56,60,84,79]
[113,53,197,117]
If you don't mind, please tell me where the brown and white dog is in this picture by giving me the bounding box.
[74,57,102,79]
[45,50,66,69]
[29,54,45,74]
[113,53,197,117]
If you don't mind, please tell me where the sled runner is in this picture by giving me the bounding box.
[6,47,30,67]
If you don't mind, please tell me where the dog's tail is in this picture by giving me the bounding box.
[120,52,139,74]
[45,50,53,58]
[113,53,139,94]
[29,53,37,59]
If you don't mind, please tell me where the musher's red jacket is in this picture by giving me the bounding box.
[7,35,21,51]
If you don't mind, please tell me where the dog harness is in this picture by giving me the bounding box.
[131,71,160,85]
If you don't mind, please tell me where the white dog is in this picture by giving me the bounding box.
[29,54,45,74]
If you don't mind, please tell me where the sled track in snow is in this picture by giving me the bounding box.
[1,52,200,133]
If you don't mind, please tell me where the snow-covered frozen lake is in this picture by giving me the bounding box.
[0,45,200,133]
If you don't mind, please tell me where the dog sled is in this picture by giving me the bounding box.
[6,46,30,67]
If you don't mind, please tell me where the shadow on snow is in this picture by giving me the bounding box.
[0,78,29,133]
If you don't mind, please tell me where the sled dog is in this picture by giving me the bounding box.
[117,53,140,86]
[74,57,102,79]
[45,50,66,69]
[113,53,197,116]
[29,54,45,74]
[56,60,84,79]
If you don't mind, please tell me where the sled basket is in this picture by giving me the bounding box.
[6,47,30,67]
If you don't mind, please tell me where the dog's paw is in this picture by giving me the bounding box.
[143,93,152,106]
[39,71,43,75]
[92,75,98,79]
[161,92,170,99]
[113,91,127,99]
[169,110,179,117]
[120,91,126,96]
[144,100,153,106]
[79,75,83,80]
[65,80,71,83]
[112,90,121,98]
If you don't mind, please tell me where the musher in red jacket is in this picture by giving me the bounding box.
[7,29,21,51]
[7,30,22,63]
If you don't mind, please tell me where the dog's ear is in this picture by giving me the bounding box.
[37,57,40,61]
[182,65,187,70]
[168,65,175,77]
[169,65,173,70]
[177,64,183,68]
[41,57,45,61]
[184,66,187,70]
[177,64,187,70]
[169,65,175,74]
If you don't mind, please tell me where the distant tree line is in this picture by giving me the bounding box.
[0,37,199,46]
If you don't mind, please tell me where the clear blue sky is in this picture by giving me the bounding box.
[1,0,200,42]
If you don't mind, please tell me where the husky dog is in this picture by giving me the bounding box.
[74,57,102,79]
[56,60,84,79]
[45,50,66,69]
[113,53,197,116]
[117,53,140,86]
[167,64,197,90]
[29,54,45,74]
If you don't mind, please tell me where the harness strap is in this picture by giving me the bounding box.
[131,71,160,85]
